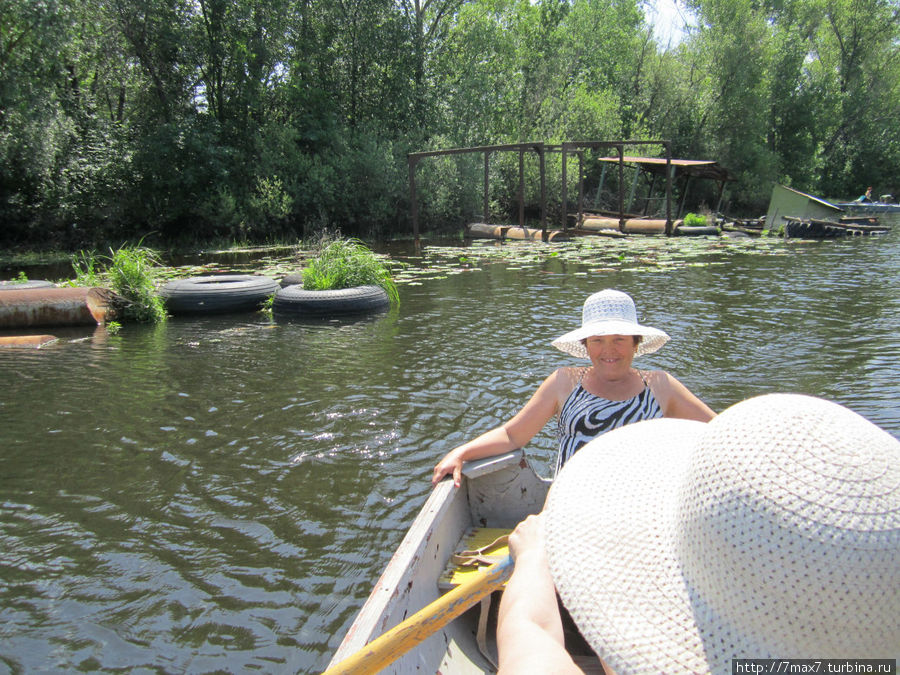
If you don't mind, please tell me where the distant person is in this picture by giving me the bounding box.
[856,186,874,202]
[496,393,900,674]
[431,289,715,486]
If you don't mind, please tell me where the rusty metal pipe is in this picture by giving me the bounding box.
[0,287,118,328]
[0,335,58,348]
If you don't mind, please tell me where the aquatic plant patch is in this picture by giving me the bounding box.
[31,234,792,304]
[301,238,399,306]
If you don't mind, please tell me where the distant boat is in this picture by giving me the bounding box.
[832,198,900,215]
[764,185,893,238]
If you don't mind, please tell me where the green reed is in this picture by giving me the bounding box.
[70,245,167,323]
[302,238,399,305]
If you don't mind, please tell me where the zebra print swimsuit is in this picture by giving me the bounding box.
[556,369,662,475]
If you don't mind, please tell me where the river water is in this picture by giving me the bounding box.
[1,227,899,673]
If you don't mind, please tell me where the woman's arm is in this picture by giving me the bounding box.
[647,370,716,422]
[431,368,574,486]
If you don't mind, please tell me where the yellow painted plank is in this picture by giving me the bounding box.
[439,527,511,590]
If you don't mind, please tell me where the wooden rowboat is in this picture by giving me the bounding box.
[326,450,551,673]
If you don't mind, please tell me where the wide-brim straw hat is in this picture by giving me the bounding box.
[551,289,669,359]
[543,393,900,674]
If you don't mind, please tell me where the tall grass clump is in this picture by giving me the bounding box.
[302,237,399,305]
[108,246,167,322]
[70,245,167,323]
[71,250,100,286]
[683,212,708,227]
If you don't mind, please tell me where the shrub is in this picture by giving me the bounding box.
[70,245,167,323]
[71,250,100,286]
[683,212,708,227]
[107,246,167,323]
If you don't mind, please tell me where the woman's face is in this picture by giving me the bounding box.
[584,334,637,373]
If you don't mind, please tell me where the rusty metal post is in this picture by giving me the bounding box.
[483,151,490,223]
[617,145,626,232]
[518,149,525,228]
[408,155,420,244]
[665,143,673,235]
[644,174,658,216]
[577,151,584,231]
[561,143,568,232]
[539,144,547,239]
[715,180,726,216]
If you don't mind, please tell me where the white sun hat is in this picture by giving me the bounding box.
[543,393,900,674]
[551,289,669,359]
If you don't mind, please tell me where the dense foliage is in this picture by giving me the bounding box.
[2,0,898,249]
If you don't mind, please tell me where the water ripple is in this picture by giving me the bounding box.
[2,232,899,671]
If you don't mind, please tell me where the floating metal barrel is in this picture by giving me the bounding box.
[0,287,117,328]
[465,223,570,241]
[580,217,669,234]
[0,335,58,348]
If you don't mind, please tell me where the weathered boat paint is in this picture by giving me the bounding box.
[322,557,513,675]
[326,451,550,674]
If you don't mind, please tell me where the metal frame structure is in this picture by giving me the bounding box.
[407,139,733,242]
[559,140,672,233]
[408,142,548,244]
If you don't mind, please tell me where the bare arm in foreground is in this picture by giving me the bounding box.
[496,514,582,675]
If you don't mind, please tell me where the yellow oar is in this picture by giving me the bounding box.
[322,555,513,675]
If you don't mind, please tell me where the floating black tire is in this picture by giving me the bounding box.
[273,285,390,317]
[0,280,56,290]
[674,225,720,236]
[160,275,278,314]
[280,273,304,288]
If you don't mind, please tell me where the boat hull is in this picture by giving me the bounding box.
[834,201,900,215]
[326,451,550,674]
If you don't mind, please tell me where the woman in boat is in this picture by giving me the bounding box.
[431,288,715,487]
[496,393,900,674]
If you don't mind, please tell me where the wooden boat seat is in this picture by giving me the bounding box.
[440,527,607,674]
[439,527,511,591]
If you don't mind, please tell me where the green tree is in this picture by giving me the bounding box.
[1,0,70,238]
[811,0,900,197]
[683,0,779,207]
[399,0,469,135]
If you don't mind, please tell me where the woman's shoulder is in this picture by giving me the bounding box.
[639,369,679,395]
[639,369,717,421]
[553,365,588,385]
[543,366,586,400]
